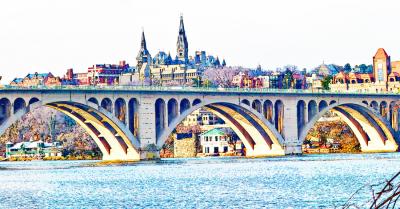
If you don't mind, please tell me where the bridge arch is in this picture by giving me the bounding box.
[128,98,139,136]
[263,100,273,123]
[297,100,306,136]
[274,100,284,135]
[318,100,328,112]
[241,99,250,106]
[156,100,285,157]
[13,98,26,114]
[167,98,178,125]
[180,98,190,114]
[88,97,99,105]
[0,98,11,124]
[308,100,317,121]
[101,98,113,113]
[155,98,166,142]
[252,99,261,113]
[299,101,399,153]
[380,101,388,118]
[115,98,126,124]
[29,97,40,105]
[192,98,201,106]
[370,101,379,111]
[0,99,140,161]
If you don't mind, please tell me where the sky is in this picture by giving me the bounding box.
[0,0,400,83]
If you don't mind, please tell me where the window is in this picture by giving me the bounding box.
[214,147,219,153]
[223,146,228,152]
[205,147,209,153]
[215,136,218,141]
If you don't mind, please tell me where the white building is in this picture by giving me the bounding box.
[182,109,220,126]
[199,128,236,154]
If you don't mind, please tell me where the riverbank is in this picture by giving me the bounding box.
[2,155,101,161]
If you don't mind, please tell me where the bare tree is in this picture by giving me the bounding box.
[203,67,244,87]
[340,171,400,208]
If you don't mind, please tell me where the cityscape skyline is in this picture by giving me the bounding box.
[1,0,400,83]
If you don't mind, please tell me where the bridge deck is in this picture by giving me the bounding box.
[1,85,400,97]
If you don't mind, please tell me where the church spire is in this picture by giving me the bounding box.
[140,30,147,50]
[136,29,151,70]
[176,15,189,64]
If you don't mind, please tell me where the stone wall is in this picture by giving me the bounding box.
[173,134,197,158]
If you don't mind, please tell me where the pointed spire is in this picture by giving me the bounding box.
[137,29,151,69]
[141,29,147,50]
[177,14,189,63]
[179,14,185,34]
[222,59,226,67]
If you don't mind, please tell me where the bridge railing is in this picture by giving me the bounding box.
[1,84,399,95]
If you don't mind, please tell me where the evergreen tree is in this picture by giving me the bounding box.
[321,75,333,90]
[344,63,352,73]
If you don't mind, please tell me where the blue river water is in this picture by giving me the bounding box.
[0,153,400,209]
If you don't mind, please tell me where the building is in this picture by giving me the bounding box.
[182,109,220,126]
[232,72,264,88]
[199,128,239,154]
[314,62,341,77]
[5,140,63,158]
[10,72,61,87]
[331,48,400,92]
[133,15,225,85]
[86,61,132,86]
[306,73,324,90]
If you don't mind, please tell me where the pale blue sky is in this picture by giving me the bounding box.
[0,0,400,83]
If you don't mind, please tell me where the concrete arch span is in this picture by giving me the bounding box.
[157,101,285,157]
[299,102,399,153]
[0,99,140,161]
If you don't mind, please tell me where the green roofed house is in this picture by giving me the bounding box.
[199,128,241,155]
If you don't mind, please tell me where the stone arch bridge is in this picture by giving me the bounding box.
[0,87,399,160]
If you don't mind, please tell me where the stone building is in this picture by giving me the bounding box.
[331,48,400,92]
[10,72,61,87]
[131,15,225,85]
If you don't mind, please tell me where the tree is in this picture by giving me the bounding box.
[359,64,368,73]
[321,75,333,90]
[191,77,202,87]
[344,63,352,72]
[319,135,328,147]
[283,69,294,89]
[203,67,242,87]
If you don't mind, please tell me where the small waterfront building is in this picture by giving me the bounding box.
[199,128,239,154]
[5,140,63,158]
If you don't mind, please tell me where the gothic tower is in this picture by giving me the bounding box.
[136,30,151,71]
[176,15,189,64]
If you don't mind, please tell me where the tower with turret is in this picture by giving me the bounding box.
[176,15,189,64]
[136,30,151,71]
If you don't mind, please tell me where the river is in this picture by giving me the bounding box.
[0,153,399,208]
